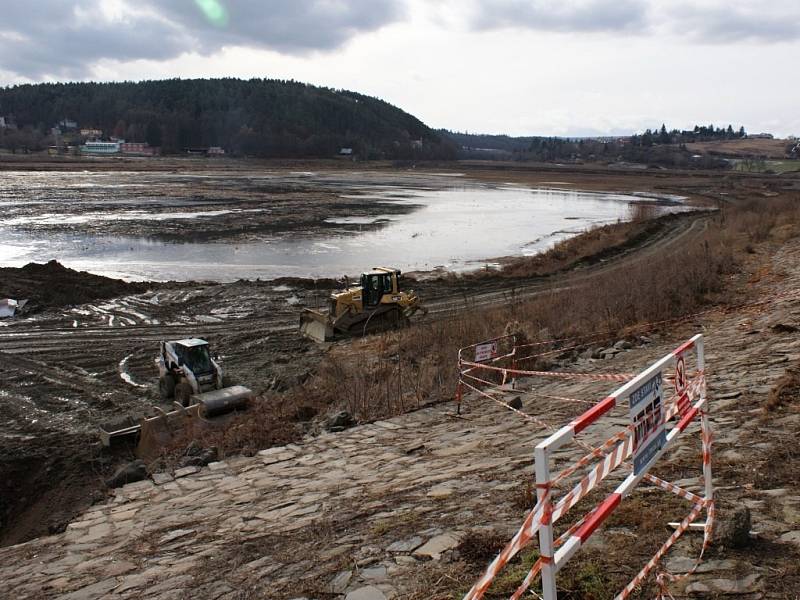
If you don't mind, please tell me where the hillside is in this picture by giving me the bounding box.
[0,78,457,159]
[686,137,793,159]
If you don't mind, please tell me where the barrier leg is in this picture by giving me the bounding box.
[535,445,557,600]
[697,337,714,534]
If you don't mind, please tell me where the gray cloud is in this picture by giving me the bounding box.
[0,0,405,79]
[467,0,800,43]
[468,0,649,33]
[150,0,407,54]
[665,2,800,43]
[0,2,189,78]
[2,0,798,81]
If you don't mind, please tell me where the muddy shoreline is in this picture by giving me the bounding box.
[1,165,701,283]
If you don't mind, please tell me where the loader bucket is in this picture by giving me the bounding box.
[136,404,203,462]
[135,387,253,461]
[299,309,335,342]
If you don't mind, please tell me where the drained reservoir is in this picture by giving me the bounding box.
[0,170,688,281]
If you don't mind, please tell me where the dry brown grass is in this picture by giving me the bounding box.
[288,196,800,424]
[464,213,668,280]
[765,366,800,412]
[147,398,302,470]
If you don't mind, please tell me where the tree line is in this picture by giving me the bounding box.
[0,78,457,159]
[443,123,752,168]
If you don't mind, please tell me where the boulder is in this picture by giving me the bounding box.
[326,411,355,432]
[714,505,751,548]
[106,460,147,488]
[178,447,218,468]
[506,396,523,410]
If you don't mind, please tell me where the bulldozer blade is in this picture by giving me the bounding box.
[299,309,334,342]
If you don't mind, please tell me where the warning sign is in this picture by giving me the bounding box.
[629,371,666,475]
[474,341,499,363]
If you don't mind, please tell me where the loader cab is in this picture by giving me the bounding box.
[173,339,214,375]
[360,268,400,308]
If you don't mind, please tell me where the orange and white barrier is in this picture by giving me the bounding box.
[462,334,713,600]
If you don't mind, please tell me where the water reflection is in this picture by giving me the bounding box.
[0,173,687,282]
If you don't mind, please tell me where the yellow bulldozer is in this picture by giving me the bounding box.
[299,267,427,342]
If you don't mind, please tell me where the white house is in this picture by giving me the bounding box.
[80,140,122,155]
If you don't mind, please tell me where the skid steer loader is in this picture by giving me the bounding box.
[99,338,253,460]
[299,267,427,342]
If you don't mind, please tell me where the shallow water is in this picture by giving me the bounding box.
[0,171,687,282]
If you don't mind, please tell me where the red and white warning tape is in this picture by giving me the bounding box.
[462,335,713,600]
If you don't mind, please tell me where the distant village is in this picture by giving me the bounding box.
[0,115,226,157]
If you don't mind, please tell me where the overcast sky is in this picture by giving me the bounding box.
[0,0,797,137]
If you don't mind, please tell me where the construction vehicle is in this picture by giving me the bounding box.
[156,338,251,407]
[99,338,253,460]
[299,267,427,342]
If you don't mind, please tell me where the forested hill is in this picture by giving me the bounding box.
[0,78,457,159]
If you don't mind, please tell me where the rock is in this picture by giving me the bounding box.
[361,565,388,581]
[174,465,200,478]
[505,396,523,410]
[665,556,736,573]
[720,449,744,463]
[779,530,800,546]
[178,448,218,468]
[413,532,462,560]
[158,529,195,545]
[345,586,387,600]
[326,411,355,432]
[106,460,147,488]
[151,472,173,485]
[714,505,751,548]
[329,570,352,594]
[60,578,121,600]
[685,573,760,595]
[386,536,424,553]
[427,485,454,499]
[614,340,633,350]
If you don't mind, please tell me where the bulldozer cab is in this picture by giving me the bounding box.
[173,339,214,375]
[360,268,400,307]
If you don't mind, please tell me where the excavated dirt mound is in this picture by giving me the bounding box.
[0,261,152,312]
